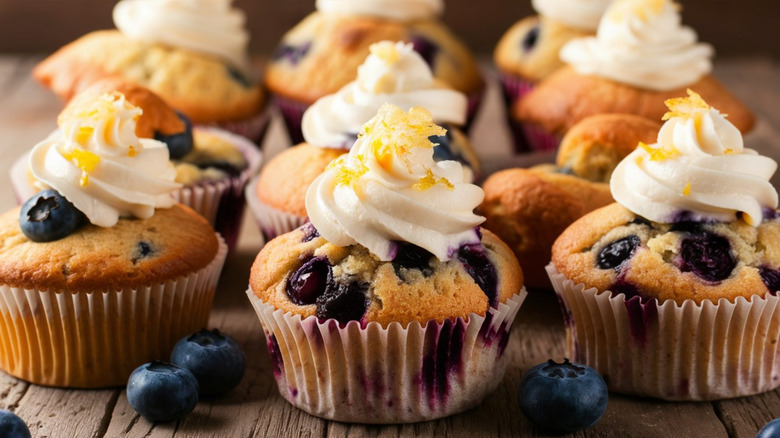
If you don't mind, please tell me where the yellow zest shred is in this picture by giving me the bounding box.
[682,182,691,196]
[369,41,401,65]
[639,142,680,161]
[609,0,668,22]
[332,155,369,187]
[59,147,101,187]
[663,89,711,121]
[414,168,454,191]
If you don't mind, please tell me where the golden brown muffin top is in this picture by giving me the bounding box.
[552,203,780,304]
[0,204,218,292]
[33,30,265,124]
[250,226,523,327]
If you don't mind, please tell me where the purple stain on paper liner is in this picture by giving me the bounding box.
[624,295,658,347]
[266,334,284,379]
[420,319,468,407]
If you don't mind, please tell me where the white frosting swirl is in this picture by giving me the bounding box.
[560,0,713,91]
[29,92,181,228]
[611,90,778,226]
[302,41,467,149]
[532,0,613,31]
[306,104,484,261]
[316,0,443,21]
[113,0,250,71]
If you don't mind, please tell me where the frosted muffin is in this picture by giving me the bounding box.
[247,104,526,423]
[266,0,484,144]
[548,91,780,400]
[32,0,269,144]
[515,0,754,151]
[11,81,262,249]
[0,92,227,388]
[250,41,479,240]
[494,0,612,152]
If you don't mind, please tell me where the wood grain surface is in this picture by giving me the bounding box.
[0,55,778,437]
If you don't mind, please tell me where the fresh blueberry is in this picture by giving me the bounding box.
[226,66,253,88]
[760,267,780,294]
[677,232,735,282]
[19,189,86,242]
[286,257,332,305]
[758,418,780,438]
[457,244,499,307]
[126,361,199,423]
[170,328,246,396]
[522,23,540,52]
[0,410,31,438]
[155,112,193,160]
[410,35,438,68]
[316,281,368,324]
[392,242,434,277]
[597,235,641,270]
[518,358,608,433]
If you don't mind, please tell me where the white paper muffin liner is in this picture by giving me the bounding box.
[0,235,227,388]
[9,128,261,250]
[546,264,780,400]
[246,288,527,423]
[245,175,308,241]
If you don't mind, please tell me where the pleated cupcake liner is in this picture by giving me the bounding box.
[547,264,780,401]
[246,289,527,423]
[10,127,262,251]
[244,175,308,242]
[0,235,227,388]
[499,73,561,153]
[202,108,273,147]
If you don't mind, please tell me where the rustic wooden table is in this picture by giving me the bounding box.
[0,55,779,437]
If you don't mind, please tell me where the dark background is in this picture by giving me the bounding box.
[0,0,777,58]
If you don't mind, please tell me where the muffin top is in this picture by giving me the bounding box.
[33,0,263,123]
[553,91,779,304]
[302,40,467,149]
[265,11,483,103]
[251,104,522,325]
[560,0,713,91]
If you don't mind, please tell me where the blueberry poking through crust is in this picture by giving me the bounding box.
[392,243,434,277]
[316,281,369,324]
[170,328,247,396]
[677,232,736,282]
[155,112,193,160]
[286,257,332,305]
[272,41,312,65]
[0,409,31,438]
[126,360,199,423]
[457,244,499,307]
[410,35,438,68]
[226,66,253,88]
[19,189,86,242]
[518,358,608,433]
[760,267,780,295]
[597,235,641,270]
[522,23,540,52]
[132,241,156,264]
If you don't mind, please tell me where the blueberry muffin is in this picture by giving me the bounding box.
[515,0,754,150]
[0,92,227,388]
[247,104,526,423]
[33,0,269,143]
[266,1,484,144]
[251,41,479,239]
[494,0,612,152]
[481,113,659,289]
[548,91,780,400]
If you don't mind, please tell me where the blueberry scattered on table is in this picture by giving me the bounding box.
[126,361,199,422]
[0,409,31,438]
[170,328,246,396]
[155,112,193,160]
[19,189,85,242]
[757,418,780,438]
[518,358,608,433]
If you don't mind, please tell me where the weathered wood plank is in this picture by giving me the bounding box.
[714,387,780,438]
[15,387,119,438]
